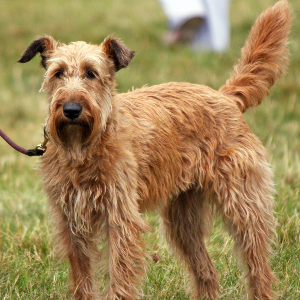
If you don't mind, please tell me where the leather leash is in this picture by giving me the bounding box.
[0,126,49,156]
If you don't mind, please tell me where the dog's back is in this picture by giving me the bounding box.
[219,0,291,112]
[120,0,291,208]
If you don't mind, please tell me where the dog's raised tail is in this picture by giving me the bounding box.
[219,0,291,113]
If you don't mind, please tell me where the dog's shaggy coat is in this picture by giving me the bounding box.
[18,1,291,299]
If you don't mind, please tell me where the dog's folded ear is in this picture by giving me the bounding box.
[101,36,135,72]
[18,36,60,69]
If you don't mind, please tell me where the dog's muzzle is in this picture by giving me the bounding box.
[63,102,82,120]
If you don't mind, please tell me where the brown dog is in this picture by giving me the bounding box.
[18,1,290,299]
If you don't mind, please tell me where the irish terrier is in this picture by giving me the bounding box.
[18,1,290,299]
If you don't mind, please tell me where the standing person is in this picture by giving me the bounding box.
[159,0,230,52]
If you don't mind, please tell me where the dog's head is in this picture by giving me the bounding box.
[18,35,134,153]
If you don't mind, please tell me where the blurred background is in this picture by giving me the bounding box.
[0,0,299,299]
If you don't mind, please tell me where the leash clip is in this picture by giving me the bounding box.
[27,126,50,156]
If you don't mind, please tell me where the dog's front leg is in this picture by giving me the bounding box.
[105,193,148,300]
[49,203,98,300]
[67,232,98,300]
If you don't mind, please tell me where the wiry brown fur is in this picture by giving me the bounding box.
[18,1,290,299]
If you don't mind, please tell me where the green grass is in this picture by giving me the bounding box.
[0,0,300,299]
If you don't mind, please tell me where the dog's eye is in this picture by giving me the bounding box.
[55,70,64,78]
[87,70,96,79]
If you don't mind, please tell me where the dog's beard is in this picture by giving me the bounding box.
[56,119,92,149]
[48,106,104,162]
[53,120,93,163]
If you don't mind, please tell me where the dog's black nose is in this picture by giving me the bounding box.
[63,102,82,120]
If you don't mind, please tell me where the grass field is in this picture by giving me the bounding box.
[0,0,299,299]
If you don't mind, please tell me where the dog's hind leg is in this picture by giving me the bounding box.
[214,149,276,300]
[162,188,219,299]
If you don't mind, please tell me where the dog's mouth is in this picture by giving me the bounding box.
[57,119,92,145]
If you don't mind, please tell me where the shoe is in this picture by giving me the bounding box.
[162,17,204,46]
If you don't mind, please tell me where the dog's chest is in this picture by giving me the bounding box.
[61,185,101,232]
[46,163,107,235]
